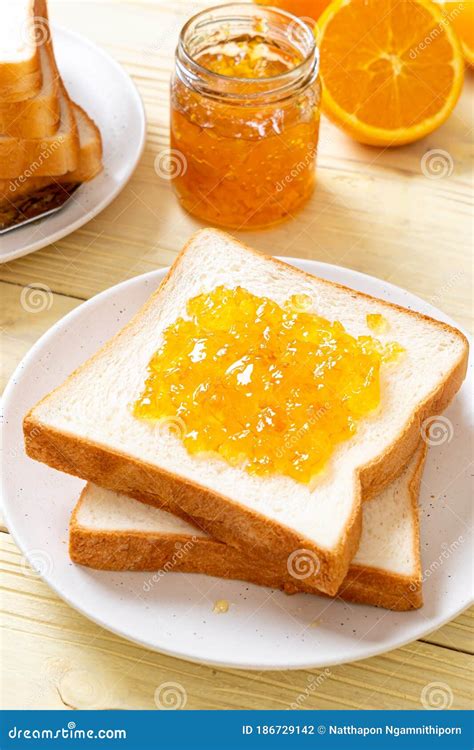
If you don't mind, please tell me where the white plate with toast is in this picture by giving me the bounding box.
[0,25,146,263]
[2,250,472,671]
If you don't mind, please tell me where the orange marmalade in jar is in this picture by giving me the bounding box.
[171,3,320,229]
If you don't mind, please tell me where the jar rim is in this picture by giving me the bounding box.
[177,2,319,97]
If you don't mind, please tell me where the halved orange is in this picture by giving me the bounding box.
[255,0,331,22]
[317,0,464,146]
[442,2,474,65]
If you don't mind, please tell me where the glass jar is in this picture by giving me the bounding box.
[170,3,320,229]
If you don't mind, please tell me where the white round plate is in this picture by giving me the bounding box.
[0,25,146,264]
[2,260,472,671]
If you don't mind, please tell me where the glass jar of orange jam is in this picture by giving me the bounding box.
[171,4,320,229]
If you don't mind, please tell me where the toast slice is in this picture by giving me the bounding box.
[0,102,103,201]
[24,230,468,595]
[0,43,60,138]
[0,0,42,103]
[70,445,426,611]
[67,103,103,182]
[0,83,79,179]
[0,102,102,229]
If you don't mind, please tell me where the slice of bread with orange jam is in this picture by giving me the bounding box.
[24,229,468,595]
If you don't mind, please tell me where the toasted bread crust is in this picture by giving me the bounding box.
[358,358,466,499]
[69,103,103,181]
[0,56,41,104]
[24,418,361,596]
[0,0,60,137]
[23,230,469,597]
[70,523,421,610]
[335,444,426,610]
[0,21,80,181]
[0,85,79,179]
[0,50,60,138]
[0,102,103,212]
[0,102,103,228]
[69,444,426,611]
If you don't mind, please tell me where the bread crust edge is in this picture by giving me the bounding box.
[69,443,426,612]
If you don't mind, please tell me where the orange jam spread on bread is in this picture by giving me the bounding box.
[134,287,402,485]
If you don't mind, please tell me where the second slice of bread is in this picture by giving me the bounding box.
[70,444,426,611]
[24,230,468,595]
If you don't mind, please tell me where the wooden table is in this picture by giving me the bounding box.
[1,0,472,711]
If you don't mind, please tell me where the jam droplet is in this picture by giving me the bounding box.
[366,313,389,334]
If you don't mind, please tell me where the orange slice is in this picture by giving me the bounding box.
[317,0,464,146]
[442,2,474,65]
[255,0,331,23]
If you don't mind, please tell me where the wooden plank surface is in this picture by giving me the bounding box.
[1,535,472,710]
[1,0,472,711]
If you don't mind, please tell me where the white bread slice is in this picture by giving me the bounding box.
[0,102,103,201]
[0,0,42,103]
[70,445,426,611]
[0,102,102,229]
[24,230,468,595]
[0,82,79,179]
[0,43,60,138]
[65,103,102,182]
